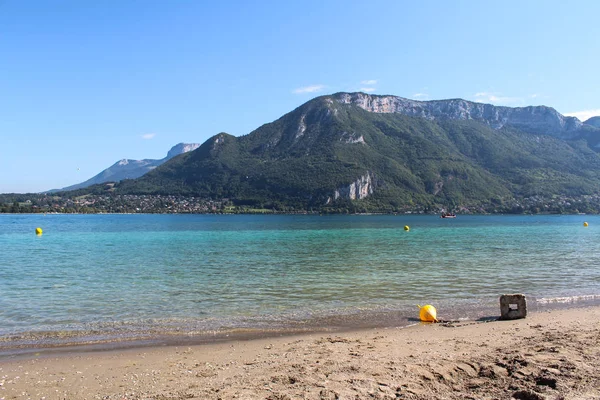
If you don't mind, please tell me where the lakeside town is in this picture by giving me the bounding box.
[2,192,600,215]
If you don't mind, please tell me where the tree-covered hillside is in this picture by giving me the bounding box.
[105,93,600,212]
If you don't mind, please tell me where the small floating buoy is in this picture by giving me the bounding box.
[417,304,438,322]
[404,225,410,231]
[584,222,589,227]
[35,227,43,235]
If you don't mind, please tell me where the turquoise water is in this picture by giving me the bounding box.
[1,214,599,351]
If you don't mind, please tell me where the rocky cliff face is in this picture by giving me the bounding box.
[52,142,200,192]
[334,92,583,138]
[326,172,374,203]
[166,143,201,159]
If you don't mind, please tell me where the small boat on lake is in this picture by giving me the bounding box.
[440,212,456,218]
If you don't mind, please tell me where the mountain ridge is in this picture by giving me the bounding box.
[333,92,584,137]
[101,92,600,212]
[585,116,600,128]
[50,142,200,192]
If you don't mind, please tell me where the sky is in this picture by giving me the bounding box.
[1,0,599,193]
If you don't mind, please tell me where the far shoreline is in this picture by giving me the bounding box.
[0,211,596,215]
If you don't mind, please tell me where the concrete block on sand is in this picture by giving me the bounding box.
[500,293,527,320]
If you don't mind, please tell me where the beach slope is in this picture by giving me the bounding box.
[1,307,599,399]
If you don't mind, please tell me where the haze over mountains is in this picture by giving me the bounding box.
[51,143,200,192]
[65,92,600,212]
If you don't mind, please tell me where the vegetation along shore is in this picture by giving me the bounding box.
[2,192,600,214]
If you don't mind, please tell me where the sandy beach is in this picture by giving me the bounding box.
[1,306,599,400]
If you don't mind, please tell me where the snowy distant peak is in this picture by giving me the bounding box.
[166,143,201,160]
[333,92,583,138]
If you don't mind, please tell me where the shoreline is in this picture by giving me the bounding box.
[0,211,597,215]
[2,297,600,360]
[1,306,599,399]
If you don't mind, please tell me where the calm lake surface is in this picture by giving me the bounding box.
[1,214,599,352]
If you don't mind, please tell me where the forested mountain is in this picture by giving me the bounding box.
[79,93,600,212]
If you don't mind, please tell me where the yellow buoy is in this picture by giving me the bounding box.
[35,227,43,235]
[418,304,438,322]
[404,225,410,231]
[584,222,589,227]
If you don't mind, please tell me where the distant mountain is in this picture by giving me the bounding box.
[52,143,200,192]
[79,93,600,212]
[585,116,600,128]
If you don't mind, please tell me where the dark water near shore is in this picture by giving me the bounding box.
[1,214,599,354]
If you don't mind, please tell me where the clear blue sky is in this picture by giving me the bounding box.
[1,0,599,193]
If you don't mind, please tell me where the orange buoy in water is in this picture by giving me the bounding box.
[417,304,438,322]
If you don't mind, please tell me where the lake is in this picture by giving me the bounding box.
[1,214,599,353]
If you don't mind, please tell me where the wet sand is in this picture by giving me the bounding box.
[1,306,599,399]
